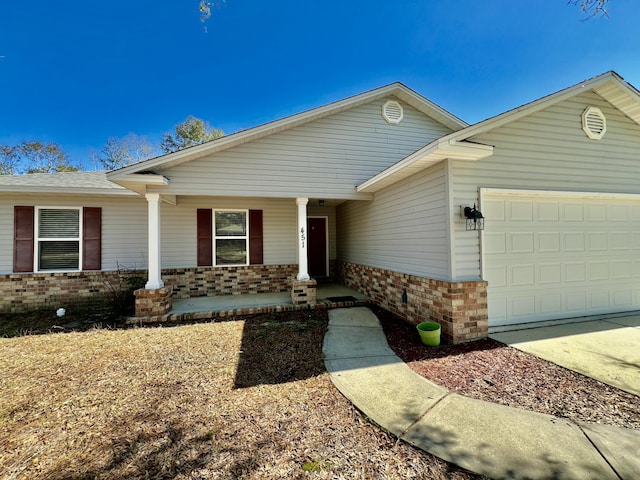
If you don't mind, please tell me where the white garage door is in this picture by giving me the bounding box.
[482,191,640,327]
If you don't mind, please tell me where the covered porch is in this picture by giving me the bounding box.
[128,283,371,325]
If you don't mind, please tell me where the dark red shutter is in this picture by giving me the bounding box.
[14,206,34,272]
[197,209,213,266]
[82,207,102,270]
[249,209,263,265]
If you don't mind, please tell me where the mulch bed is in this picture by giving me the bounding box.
[373,306,640,430]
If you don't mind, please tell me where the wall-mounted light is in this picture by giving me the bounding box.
[462,203,485,231]
[318,199,325,207]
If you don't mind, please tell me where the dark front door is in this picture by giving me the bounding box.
[307,217,327,278]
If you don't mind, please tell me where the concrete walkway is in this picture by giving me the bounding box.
[324,307,640,480]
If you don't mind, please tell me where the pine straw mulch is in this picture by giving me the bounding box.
[0,310,483,480]
[375,306,640,431]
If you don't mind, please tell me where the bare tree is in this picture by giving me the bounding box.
[91,133,158,171]
[568,0,610,18]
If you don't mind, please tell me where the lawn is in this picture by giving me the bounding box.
[0,311,481,479]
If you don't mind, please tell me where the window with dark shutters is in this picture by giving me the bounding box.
[197,209,213,266]
[249,209,263,265]
[13,206,35,272]
[197,208,263,266]
[83,207,102,270]
[13,206,102,272]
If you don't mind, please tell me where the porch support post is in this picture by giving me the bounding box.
[145,192,164,290]
[296,197,310,281]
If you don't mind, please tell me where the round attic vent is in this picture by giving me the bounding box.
[582,106,606,140]
[382,100,403,124]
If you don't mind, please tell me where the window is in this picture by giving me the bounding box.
[36,207,81,271]
[214,210,248,265]
[13,206,101,273]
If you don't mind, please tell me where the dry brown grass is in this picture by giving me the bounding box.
[0,311,481,480]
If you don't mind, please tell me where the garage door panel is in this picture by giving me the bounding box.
[566,292,587,313]
[484,193,640,326]
[537,232,560,252]
[511,264,535,286]
[562,204,584,221]
[563,232,585,251]
[612,261,631,279]
[509,201,533,221]
[587,233,608,251]
[539,294,562,314]
[509,232,534,253]
[611,232,631,250]
[588,261,609,281]
[536,202,559,221]
[538,263,561,284]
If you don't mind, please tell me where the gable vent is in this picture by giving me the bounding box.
[382,100,403,124]
[582,106,606,140]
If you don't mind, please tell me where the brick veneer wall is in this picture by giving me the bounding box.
[134,287,173,316]
[337,261,488,344]
[0,271,137,313]
[163,265,298,299]
[0,264,299,313]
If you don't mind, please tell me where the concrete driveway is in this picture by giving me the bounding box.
[490,313,640,396]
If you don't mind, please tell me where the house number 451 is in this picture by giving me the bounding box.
[300,227,306,248]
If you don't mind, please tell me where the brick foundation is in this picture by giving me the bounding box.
[0,270,145,313]
[291,278,317,306]
[163,265,298,299]
[337,261,488,344]
[134,287,173,316]
[0,264,299,314]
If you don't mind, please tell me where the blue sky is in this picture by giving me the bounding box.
[1,1,639,169]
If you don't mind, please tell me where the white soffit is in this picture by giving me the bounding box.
[357,140,493,193]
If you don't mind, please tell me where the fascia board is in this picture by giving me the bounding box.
[0,185,137,196]
[357,139,493,193]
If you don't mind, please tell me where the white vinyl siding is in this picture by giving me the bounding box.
[337,162,449,279]
[0,194,148,274]
[450,90,640,280]
[151,99,453,198]
[160,197,324,268]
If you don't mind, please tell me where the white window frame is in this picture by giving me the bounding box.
[213,209,249,267]
[34,206,83,273]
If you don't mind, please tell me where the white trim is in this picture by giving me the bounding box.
[357,139,494,193]
[296,197,310,281]
[444,160,456,280]
[213,209,249,267]
[34,206,83,273]
[145,193,164,290]
[307,215,329,277]
[479,187,640,201]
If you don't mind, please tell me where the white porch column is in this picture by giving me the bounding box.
[145,193,164,290]
[296,197,310,281]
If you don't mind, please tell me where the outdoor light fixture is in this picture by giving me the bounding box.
[462,203,485,231]
[318,199,325,207]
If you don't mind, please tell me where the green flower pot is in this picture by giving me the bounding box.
[416,322,441,347]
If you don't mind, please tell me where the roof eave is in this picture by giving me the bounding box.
[357,140,494,193]
[0,186,138,196]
